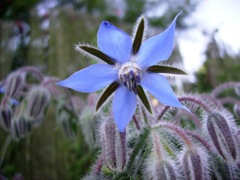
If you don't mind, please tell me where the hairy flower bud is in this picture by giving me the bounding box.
[180,147,209,180]
[209,153,240,179]
[234,104,240,119]
[11,115,32,140]
[145,131,178,180]
[0,101,12,131]
[26,86,50,121]
[204,112,239,161]
[79,108,97,148]
[5,72,25,98]
[57,109,77,139]
[99,118,127,171]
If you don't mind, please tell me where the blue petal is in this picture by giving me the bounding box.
[97,21,132,64]
[10,99,19,106]
[112,86,137,132]
[56,64,118,93]
[141,72,187,110]
[137,13,181,69]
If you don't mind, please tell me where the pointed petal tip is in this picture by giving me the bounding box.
[117,126,126,133]
[55,80,64,87]
[113,86,137,133]
[97,20,132,64]
[137,12,181,68]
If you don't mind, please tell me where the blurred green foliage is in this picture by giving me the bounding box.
[194,35,240,92]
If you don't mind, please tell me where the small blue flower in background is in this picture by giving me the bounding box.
[0,86,19,105]
[57,13,188,132]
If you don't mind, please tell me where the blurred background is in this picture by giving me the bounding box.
[0,0,240,179]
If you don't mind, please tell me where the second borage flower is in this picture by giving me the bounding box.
[57,13,188,132]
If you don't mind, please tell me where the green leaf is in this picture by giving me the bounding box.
[127,128,150,174]
[147,65,187,75]
[132,17,145,54]
[80,45,116,65]
[96,82,119,111]
[137,85,152,114]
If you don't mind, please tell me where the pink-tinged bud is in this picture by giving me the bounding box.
[5,72,26,98]
[234,104,240,119]
[26,86,51,120]
[180,147,209,180]
[205,112,239,161]
[99,118,127,172]
[57,110,77,139]
[144,131,179,180]
[210,154,240,179]
[0,102,12,131]
[11,115,32,140]
[12,173,24,180]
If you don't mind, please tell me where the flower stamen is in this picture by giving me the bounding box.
[118,62,142,93]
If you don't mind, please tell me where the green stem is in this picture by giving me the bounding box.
[0,135,12,169]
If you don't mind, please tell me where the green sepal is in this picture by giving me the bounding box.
[127,128,150,174]
[137,85,152,114]
[80,45,116,65]
[147,65,187,75]
[132,17,145,54]
[96,82,119,111]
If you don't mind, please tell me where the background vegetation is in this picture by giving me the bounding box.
[0,0,239,179]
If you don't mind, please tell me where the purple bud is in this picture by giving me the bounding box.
[234,104,240,119]
[0,102,12,131]
[26,86,50,121]
[180,148,209,180]
[205,112,239,161]
[57,109,77,139]
[99,118,127,171]
[5,72,25,98]
[145,131,179,180]
[12,173,24,180]
[11,115,32,140]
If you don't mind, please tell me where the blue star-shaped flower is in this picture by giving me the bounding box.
[57,13,188,132]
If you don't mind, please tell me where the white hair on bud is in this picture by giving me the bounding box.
[178,146,210,180]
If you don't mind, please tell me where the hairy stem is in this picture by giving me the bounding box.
[93,154,104,176]
[158,96,212,120]
[211,82,240,97]
[154,123,193,148]
[0,135,12,169]
[132,115,141,130]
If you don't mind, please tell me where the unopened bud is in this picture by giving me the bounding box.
[234,104,240,119]
[181,147,209,180]
[11,115,32,140]
[205,112,239,161]
[26,86,50,120]
[144,131,178,180]
[12,173,24,180]
[5,72,25,98]
[210,153,239,180]
[79,108,98,148]
[0,102,12,131]
[57,109,77,139]
[100,118,127,172]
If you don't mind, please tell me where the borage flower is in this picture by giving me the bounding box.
[57,13,188,132]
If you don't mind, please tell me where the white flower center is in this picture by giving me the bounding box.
[118,62,142,93]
